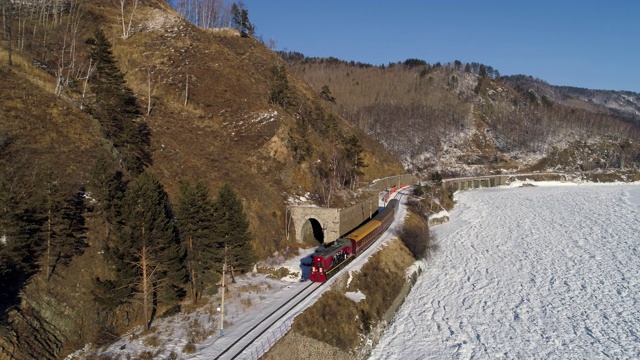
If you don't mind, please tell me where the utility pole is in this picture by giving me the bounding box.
[219,244,227,337]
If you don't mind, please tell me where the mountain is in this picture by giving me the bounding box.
[0,1,403,358]
[282,55,640,179]
[502,75,640,125]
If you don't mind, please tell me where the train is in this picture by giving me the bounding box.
[309,198,400,282]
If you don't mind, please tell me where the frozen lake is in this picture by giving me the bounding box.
[371,183,640,359]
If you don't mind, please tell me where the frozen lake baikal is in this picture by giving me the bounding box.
[371,183,640,359]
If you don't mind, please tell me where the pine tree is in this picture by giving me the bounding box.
[176,181,217,304]
[23,167,88,281]
[231,3,255,38]
[85,29,150,175]
[343,134,368,189]
[269,64,296,110]
[212,184,255,276]
[0,174,40,317]
[320,85,336,103]
[89,156,126,239]
[40,183,88,280]
[117,172,185,328]
[90,158,131,325]
[55,190,88,268]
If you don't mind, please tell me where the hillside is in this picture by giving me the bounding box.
[0,1,403,358]
[502,75,640,125]
[283,56,640,179]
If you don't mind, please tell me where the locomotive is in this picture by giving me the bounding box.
[309,199,399,282]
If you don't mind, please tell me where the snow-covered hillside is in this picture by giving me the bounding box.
[371,183,640,359]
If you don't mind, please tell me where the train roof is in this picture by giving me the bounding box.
[386,198,399,208]
[314,237,351,258]
[345,219,382,242]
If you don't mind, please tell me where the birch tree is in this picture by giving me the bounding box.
[117,0,139,39]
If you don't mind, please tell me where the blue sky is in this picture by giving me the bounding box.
[242,1,640,92]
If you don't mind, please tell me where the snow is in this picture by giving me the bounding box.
[370,183,640,359]
[345,291,367,303]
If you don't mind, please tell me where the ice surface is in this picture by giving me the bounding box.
[371,184,640,359]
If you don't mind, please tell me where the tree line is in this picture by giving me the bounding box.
[0,160,254,332]
[279,51,501,78]
[170,0,254,37]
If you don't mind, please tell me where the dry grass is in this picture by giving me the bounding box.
[292,290,361,351]
[142,335,161,347]
[0,50,56,93]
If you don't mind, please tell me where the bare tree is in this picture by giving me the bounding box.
[319,147,348,207]
[117,0,139,39]
[131,237,161,330]
[145,66,158,115]
[184,72,189,106]
[174,0,232,28]
[2,0,13,66]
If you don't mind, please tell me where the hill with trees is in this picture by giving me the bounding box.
[502,74,640,125]
[282,54,640,178]
[0,1,403,358]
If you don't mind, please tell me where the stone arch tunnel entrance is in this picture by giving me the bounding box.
[301,218,325,245]
[288,206,340,245]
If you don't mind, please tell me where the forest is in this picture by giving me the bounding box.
[283,53,640,176]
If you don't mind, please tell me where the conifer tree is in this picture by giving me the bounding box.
[343,134,368,188]
[269,64,296,110]
[17,167,88,281]
[85,29,150,175]
[90,158,131,326]
[212,184,255,275]
[116,172,185,328]
[89,156,126,239]
[39,180,88,280]
[231,2,254,38]
[0,174,40,317]
[176,181,217,304]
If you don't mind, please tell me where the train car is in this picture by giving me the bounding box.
[309,237,353,282]
[345,219,384,256]
[310,197,400,282]
[375,198,399,231]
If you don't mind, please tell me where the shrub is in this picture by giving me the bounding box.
[182,342,197,354]
[143,335,161,347]
[399,220,437,260]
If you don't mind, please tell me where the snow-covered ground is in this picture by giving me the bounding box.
[371,182,640,359]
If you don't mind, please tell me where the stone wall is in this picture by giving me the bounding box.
[368,174,417,192]
[338,195,379,236]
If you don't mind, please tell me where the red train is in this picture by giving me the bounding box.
[309,199,399,282]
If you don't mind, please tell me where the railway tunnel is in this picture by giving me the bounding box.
[301,218,325,244]
[288,206,340,245]
[288,195,379,244]
[288,175,417,244]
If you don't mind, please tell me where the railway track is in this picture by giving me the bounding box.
[215,281,324,359]
[213,187,410,359]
